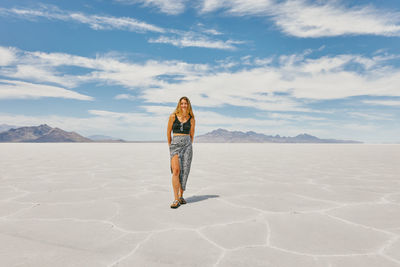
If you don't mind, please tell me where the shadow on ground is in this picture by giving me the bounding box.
[186,194,220,203]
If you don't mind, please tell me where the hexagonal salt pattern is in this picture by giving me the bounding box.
[0,143,399,266]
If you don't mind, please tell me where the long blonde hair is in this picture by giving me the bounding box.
[174,96,195,119]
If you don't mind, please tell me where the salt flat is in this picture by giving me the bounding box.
[0,143,399,267]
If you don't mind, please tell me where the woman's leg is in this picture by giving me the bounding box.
[178,184,184,198]
[179,142,193,195]
[171,154,181,201]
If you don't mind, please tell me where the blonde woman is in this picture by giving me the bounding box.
[167,96,195,209]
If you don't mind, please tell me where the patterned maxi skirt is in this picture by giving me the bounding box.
[169,135,193,191]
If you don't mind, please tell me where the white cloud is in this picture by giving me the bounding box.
[116,0,187,15]
[3,45,400,113]
[0,5,246,50]
[149,33,243,50]
[202,28,222,35]
[0,47,16,66]
[347,112,394,121]
[139,105,175,116]
[202,0,274,14]
[0,79,93,100]
[267,113,325,121]
[0,46,209,91]
[195,22,223,35]
[0,5,165,33]
[274,1,400,38]
[362,100,400,106]
[81,59,209,89]
[4,2,400,38]
[142,69,312,111]
[200,0,238,13]
[199,0,400,37]
[1,65,78,88]
[114,94,137,100]
[254,57,273,66]
[141,52,400,111]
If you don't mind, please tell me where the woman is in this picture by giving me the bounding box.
[167,96,195,209]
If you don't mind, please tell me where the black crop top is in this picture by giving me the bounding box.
[172,114,191,134]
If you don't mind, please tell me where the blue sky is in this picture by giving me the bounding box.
[0,0,400,142]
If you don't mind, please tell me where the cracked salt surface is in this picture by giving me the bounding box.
[0,143,399,267]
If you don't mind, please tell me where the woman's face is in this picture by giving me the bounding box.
[180,99,188,111]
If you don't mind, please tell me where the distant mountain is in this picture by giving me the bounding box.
[0,124,18,133]
[87,135,126,142]
[0,124,92,142]
[196,129,362,143]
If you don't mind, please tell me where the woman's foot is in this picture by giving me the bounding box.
[170,200,180,209]
[179,197,187,204]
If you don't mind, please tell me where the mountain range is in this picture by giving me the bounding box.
[0,124,92,142]
[87,135,126,142]
[195,128,362,143]
[0,124,17,133]
[0,125,362,143]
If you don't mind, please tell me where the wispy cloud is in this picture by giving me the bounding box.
[195,22,223,35]
[267,113,325,121]
[139,105,175,116]
[0,5,165,33]
[202,28,222,35]
[0,45,210,92]
[141,52,400,111]
[0,5,245,50]
[274,1,400,38]
[362,100,400,106]
[1,64,78,88]
[149,32,243,50]
[4,2,399,38]
[0,47,16,66]
[147,21,242,50]
[348,111,394,121]
[3,45,400,113]
[115,0,187,15]
[0,79,93,100]
[114,94,137,100]
[199,0,400,37]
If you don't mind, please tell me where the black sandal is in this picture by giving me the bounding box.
[170,200,180,209]
[179,197,187,205]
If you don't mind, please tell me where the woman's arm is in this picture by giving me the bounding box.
[167,114,174,146]
[190,117,195,143]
